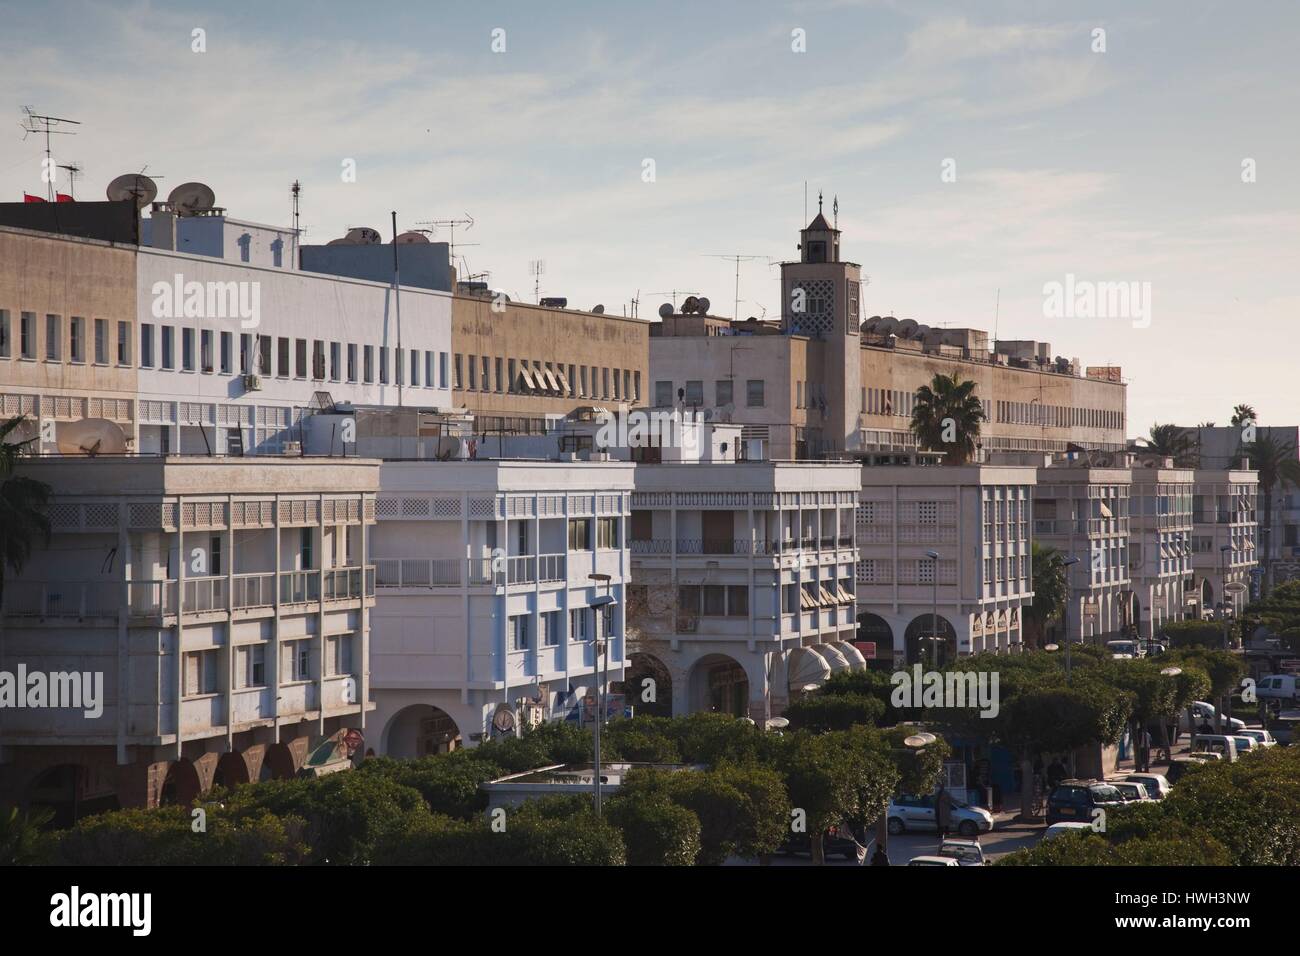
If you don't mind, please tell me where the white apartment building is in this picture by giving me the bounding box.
[1034,461,1135,642]
[1191,466,1259,622]
[365,458,634,755]
[625,436,862,721]
[856,464,1038,665]
[1128,461,1195,640]
[0,456,378,823]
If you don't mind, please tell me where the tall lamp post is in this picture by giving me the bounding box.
[925,549,941,667]
[589,573,614,817]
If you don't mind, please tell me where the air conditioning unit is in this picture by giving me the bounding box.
[243,373,262,391]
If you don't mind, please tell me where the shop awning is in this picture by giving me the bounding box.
[834,641,869,672]
[520,367,537,391]
[787,646,831,689]
[815,643,852,674]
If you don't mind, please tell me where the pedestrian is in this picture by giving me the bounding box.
[935,785,954,838]
[870,845,890,866]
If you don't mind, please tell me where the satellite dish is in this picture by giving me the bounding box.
[326,238,351,246]
[345,226,381,245]
[682,295,700,315]
[697,296,711,314]
[658,303,674,319]
[591,304,605,314]
[106,173,158,209]
[167,182,216,217]
[395,231,430,244]
[491,704,516,735]
[896,318,919,338]
[56,419,127,456]
[904,734,929,749]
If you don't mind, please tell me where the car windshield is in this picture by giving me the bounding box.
[1090,785,1123,802]
[938,845,981,862]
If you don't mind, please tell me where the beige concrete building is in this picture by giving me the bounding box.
[1128,460,1196,640]
[450,292,650,435]
[0,457,378,823]
[1191,465,1259,623]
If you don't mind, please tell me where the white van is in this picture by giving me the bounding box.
[1177,701,1245,734]
[1190,733,1238,762]
[1256,674,1300,705]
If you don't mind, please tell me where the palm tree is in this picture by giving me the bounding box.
[0,804,53,864]
[1140,423,1197,468]
[1025,542,1069,650]
[909,372,985,465]
[1230,404,1257,427]
[1244,433,1300,568]
[0,416,53,611]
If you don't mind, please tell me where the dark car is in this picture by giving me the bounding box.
[777,821,864,861]
[1045,779,1125,825]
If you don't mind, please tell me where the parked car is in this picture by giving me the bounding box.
[777,821,863,860]
[1190,733,1239,762]
[1110,780,1153,802]
[1106,640,1143,659]
[1238,728,1278,748]
[936,838,986,866]
[1178,701,1245,735]
[1043,821,1095,840]
[1256,674,1300,706]
[1045,779,1125,825]
[1124,772,1172,800]
[908,855,961,866]
[887,794,995,836]
[1231,735,1259,755]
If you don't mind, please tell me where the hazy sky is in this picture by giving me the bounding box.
[2,1,1296,435]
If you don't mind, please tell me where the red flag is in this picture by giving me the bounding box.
[56,193,74,203]
[23,193,47,203]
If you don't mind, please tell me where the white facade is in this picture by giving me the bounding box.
[856,464,1038,665]
[367,460,634,755]
[135,247,452,456]
[1191,468,1259,622]
[1128,463,1195,639]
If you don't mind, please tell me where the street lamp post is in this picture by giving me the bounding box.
[1061,556,1081,680]
[589,573,614,817]
[925,550,940,668]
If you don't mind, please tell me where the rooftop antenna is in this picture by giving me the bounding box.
[20,107,80,201]
[833,194,838,229]
[993,288,1001,344]
[417,215,474,277]
[530,259,545,303]
[57,161,82,199]
[703,254,768,320]
[290,180,302,265]
[648,290,700,310]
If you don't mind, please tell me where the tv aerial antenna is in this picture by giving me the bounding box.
[703,254,767,321]
[57,162,83,199]
[20,107,80,201]
[648,290,700,310]
[418,214,475,274]
[530,259,546,303]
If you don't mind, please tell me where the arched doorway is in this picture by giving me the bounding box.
[617,652,673,718]
[384,704,462,758]
[259,743,297,782]
[212,752,250,792]
[1200,579,1214,620]
[688,654,749,716]
[904,614,957,667]
[855,613,893,662]
[159,759,201,808]
[27,764,119,828]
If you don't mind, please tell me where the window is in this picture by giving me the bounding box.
[379,346,389,384]
[411,349,421,386]
[183,650,219,696]
[655,380,673,406]
[678,585,701,615]
[45,314,61,361]
[284,641,311,682]
[715,380,733,406]
[312,340,325,379]
[395,348,404,386]
[0,310,9,358]
[67,316,85,363]
[141,324,155,367]
[235,644,266,689]
[347,343,357,382]
[363,345,374,383]
[258,336,272,375]
[727,585,749,616]
[181,328,196,371]
[542,610,561,647]
[480,355,489,392]
[439,352,449,388]
[162,326,175,370]
[295,338,307,379]
[568,518,592,551]
[200,329,213,372]
[570,607,590,642]
[326,634,353,677]
[703,585,726,616]
[277,337,290,377]
[111,321,126,367]
[597,517,620,549]
[299,527,314,569]
[209,535,223,575]
[19,312,36,359]
[453,353,462,389]
[684,380,703,405]
[220,331,232,373]
[746,379,765,407]
[510,614,531,651]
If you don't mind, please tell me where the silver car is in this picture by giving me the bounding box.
[887,794,995,837]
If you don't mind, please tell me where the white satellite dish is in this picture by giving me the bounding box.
[345,227,381,245]
[167,182,216,217]
[106,173,158,209]
[396,231,430,244]
[56,418,127,456]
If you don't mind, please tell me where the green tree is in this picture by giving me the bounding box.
[607,792,701,865]
[783,692,885,732]
[1230,404,1257,427]
[1140,423,1197,467]
[909,372,985,465]
[1025,542,1069,650]
[0,416,52,610]
[1244,433,1300,573]
[0,804,53,865]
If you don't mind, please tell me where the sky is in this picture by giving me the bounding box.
[1,0,1297,436]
